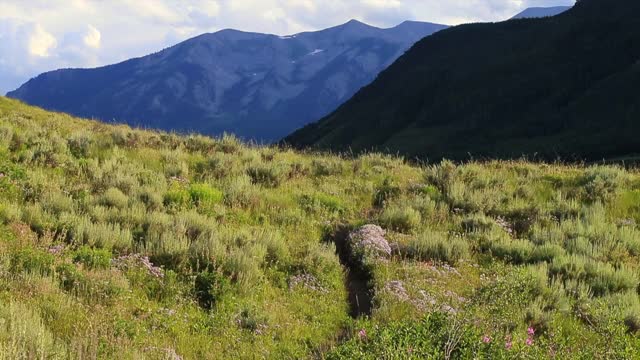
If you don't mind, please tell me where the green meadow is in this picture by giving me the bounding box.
[1,97,640,359]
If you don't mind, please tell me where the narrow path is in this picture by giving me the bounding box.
[324,225,373,318]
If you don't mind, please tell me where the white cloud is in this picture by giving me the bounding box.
[360,0,402,9]
[83,24,101,48]
[28,23,56,57]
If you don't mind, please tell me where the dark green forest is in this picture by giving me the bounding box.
[285,0,640,162]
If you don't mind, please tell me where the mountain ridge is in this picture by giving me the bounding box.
[7,20,448,142]
[511,6,572,19]
[284,0,640,161]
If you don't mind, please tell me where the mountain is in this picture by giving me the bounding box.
[285,0,640,161]
[511,6,572,19]
[6,20,447,142]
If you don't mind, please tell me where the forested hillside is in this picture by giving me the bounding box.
[285,0,640,161]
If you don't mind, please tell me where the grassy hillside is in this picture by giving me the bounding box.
[285,0,640,161]
[1,97,640,359]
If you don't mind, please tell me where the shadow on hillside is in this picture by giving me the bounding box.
[323,225,373,318]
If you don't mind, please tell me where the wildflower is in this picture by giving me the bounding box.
[482,335,491,344]
[505,341,513,350]
[358,329,367,340]
[526,338,534,346]
[527,327,535,336]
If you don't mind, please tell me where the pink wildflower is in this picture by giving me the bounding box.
[482,335,491,344]
[526,338,534,346]
[358,329,367,340]
[527,327,535,336]
[505,341,513,350]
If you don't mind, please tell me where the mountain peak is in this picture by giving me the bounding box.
[339,19,376,30]
[511,6,571,19]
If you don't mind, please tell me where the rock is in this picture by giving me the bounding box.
[348,224,391,259]
[444,290,467,303]
[495,216,515,236]
[288,273,328,293]
[112,254,164,278]
[440,304,457,314]
[384,280,410,301]
[413,290,437,310]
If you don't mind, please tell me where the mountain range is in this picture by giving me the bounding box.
[7,20,447,142]
[285,0,640,161]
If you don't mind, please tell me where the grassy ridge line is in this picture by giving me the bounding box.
[1,97,640,359]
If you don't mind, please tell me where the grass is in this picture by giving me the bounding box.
[1,97,640,358]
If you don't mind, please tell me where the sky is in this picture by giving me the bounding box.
[0,0,574,95]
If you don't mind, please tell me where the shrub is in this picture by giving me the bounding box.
[0,202,21,224]
[406,230,469,264]
[299,193,345,215]
[373,178,401,207]
[72,217,133,251]
[56,263,84,292]
[139,188,164,211]
[101,187,129,209]
[218,133,241,154]
[550,255,638,296]
[0,301,67,357]
[461,213,495,233]
[379,206,422,234]
[625,311,640,334]
[0,125,13,148]
[189,183,223,207]
[224,248,264,292]
[42,191,74,215]
[194,271,229,309]
[223,175,260,208]
[584,262,637,296]
[311,159,344,177]
[162,153,189,178]
[525,299,552,333]
[175,210,214,241]
[261,230,290,267]
[188,230,226,269]
[21,203,53,235]
[237,307,268,332]
[163,184,190,210]
[73,246,111,270]
[10,248,55,275]
[425,160,457,193]
[246,164,285,188]
[529,243,566,263]
[185,134,216,153]
[489,238,534,264]
[582,166,627,203]
[291,243,342,289]
[67,131,93,158]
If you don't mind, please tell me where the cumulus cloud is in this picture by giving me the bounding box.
[28,24,56,57]
[83,25,101,49]
[0,0,575,94]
